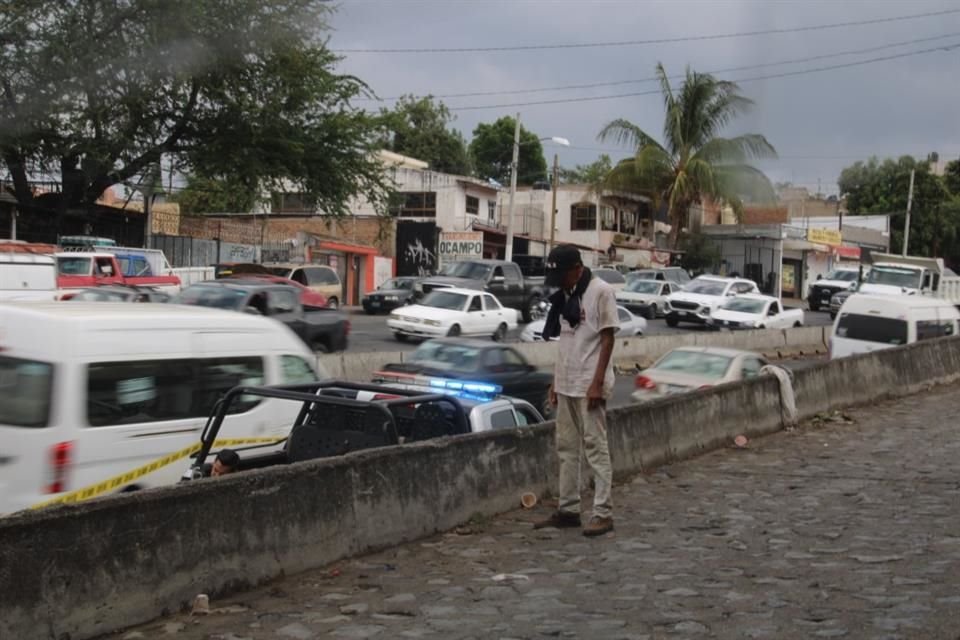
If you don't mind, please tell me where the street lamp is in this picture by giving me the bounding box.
[504,113,568,262]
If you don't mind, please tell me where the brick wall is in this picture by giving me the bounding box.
[742,206,788,225]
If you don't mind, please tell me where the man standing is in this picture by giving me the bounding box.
[534,245,618,537]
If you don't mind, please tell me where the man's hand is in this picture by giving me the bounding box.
[549,385,558,407]
[587,380,605,410]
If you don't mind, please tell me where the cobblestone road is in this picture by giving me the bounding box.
[110,385,960,640]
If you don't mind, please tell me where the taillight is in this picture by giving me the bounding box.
[635,375,656,390]
[46,441,74,494]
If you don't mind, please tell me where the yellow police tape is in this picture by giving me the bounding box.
[30,437,284,510]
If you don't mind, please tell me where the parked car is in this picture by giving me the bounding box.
[389,287,519,342]
[224,273,328,308]
[54,252,181,296]
[626,267,692,286]
[362,277,418,314]
[664,276,760,327]
[416,259,548,322]
[61,284,171,303]
[807,267,861,311]
[829,288,854,319]
[708,294,805,330]
[0,301,326,515]
[521,305,647,342]
[173,281,349,352]
[616,278,675,319]
[632,347,769,402]
[376,338,554,418]
[830,294,959,360]
[0,247,57,301]
[592,268,627,291]
[261,263,343,309]
[212,262,271,279]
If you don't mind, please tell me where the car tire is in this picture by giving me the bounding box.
[492,323,508,342]
[794,321,802,328]
[523,296,544,323]
[327,297,339,309]
[829,312,837,320]
[447,324,461,337]
[540,396,555,420]
[394,333,408,342]
[646,304,657,320]
[312,339,329,353]
[665,315,679,328]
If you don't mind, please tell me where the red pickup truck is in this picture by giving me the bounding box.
[55,252,181,296]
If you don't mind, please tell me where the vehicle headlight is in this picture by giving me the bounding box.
[424,319,442,327]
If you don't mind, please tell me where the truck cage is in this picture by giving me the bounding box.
[185,380,470,479]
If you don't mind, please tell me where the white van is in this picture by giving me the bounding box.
[830,294,960,359]
[0,252,57,301]
[0,302,327,515]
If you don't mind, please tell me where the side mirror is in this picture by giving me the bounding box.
[817,274,822,280]
[491,275,505,284]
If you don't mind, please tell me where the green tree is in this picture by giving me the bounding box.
[838,156,952,257]
[598,64,777,249]
[170,173,258,215]
[469,117,548,186]
[0,0,391,221]
[559,155,613,185]
[943,159,960,196]
[380,95,471,175]
[678,232,721,276]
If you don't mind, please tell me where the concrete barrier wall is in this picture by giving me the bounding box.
[10,332,952,640]
[321,326,829,378]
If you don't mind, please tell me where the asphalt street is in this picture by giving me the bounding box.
[346,308,835,354]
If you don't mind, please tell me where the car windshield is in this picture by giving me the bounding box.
[824,270,858,282]
[594,270,625,284]
[439,262,492,280]
[174,285,248,309]
[836,313,908,345]
[381,278,413,290]
[652,350,734,380]
[625,280,661,294]
[421,291,468,311]
[56,256,91,275]
[865,266,922,289]
[408,342,482,371]
[265,266,294,278]
[627,270,656,281]
[685,280,727,296]
[72,289,131,302]
[0,356,54,428]
[721,298,766,313]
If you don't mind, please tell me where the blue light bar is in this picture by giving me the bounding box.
[424,376,502,402]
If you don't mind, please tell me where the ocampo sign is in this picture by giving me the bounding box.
[438,231,484,265]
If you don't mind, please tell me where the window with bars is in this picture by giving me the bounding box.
[600,205,617,231]
[466,195,479,215]
[488,200,497,222]
[570,203,596,231]
[390,192,437,218]
[619,209,637,235]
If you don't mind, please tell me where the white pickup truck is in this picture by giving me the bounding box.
[664,276,760,327]
[859,253,960,305]
[709,294,805,330]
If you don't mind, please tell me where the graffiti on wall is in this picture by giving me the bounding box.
[395,222,438,277]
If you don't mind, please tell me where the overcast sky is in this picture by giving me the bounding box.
[328,0,960,196]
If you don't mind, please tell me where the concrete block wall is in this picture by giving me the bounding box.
[321,326,830,378]
[5,333,956,640]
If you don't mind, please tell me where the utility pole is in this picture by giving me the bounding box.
[548,153,559,249]
[902,168,915,257]
[504,112,521,262]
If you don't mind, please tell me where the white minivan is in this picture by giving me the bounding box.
[830,294,960,359]
[0,302,327,515]
[0,251,57,301]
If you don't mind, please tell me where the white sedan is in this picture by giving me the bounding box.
[387,287,519,342]
[632,347,769,402]
[520,305,647,342]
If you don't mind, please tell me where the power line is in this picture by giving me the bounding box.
[334,8,960,54]
[446,43,960,111]
[560,144,960,160]
[362,32,960,102]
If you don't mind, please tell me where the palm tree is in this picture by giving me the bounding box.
[599,63,777,248]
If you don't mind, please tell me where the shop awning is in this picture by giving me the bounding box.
[834,245,862,259]
[783,239,831,252]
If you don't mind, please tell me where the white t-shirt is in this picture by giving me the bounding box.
[553,276,619,398]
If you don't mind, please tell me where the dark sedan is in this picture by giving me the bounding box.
[362,277,418,314]
[375,337,554,418]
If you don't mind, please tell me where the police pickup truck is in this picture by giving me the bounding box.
[182,376,544,480]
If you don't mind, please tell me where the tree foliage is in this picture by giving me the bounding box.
[838,155,955,259]
[944,159,960,197]
[678,232,721,276]
[469,116,547,186]
[170,173,258,215]
[379,95,471,175]
[598,64,777,248]
[559,155,613,185]
[0,0,391,218]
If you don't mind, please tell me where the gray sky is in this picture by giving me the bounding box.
[328,0,960,196]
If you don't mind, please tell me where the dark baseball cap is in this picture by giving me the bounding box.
[544,244,582,287]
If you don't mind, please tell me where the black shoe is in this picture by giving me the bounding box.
[533,511,582,530]
[582,516,614,537]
